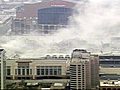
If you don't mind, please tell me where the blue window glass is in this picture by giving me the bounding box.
[38,7,73,25]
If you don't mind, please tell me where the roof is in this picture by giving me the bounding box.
[54,83,63,86]
[50,82,66,89]
[8,54,70,60]
[100,80,120,86]
[16,0,76,18]
[25,0,75,9]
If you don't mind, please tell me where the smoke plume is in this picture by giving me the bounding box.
[1,0,120,58]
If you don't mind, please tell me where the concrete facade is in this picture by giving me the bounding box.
[70,49,99,90]
[6,55,70,80]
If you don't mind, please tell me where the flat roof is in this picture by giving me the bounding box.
[54,83,63,86]
[7,57,68,61]
[100,80,120,86]
[8,54,70,60]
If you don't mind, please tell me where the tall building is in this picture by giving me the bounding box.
[70,49,99,90]
[0,49,6,89]
[90,55,99,89]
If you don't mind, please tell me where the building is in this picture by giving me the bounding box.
[100,80,120,90]
[91,54,99,89]
[0,49,6,89]
[6,54,70,89]
[70,49,99,90]
[70,49,91,89]
[5,49,100,89]
[6,55,70,80]
[11,0,76,35]
[37,2,73,33]
[99,55,120,80]
[16,0,75,20]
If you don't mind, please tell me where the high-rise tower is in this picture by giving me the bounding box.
[70,49,99,90]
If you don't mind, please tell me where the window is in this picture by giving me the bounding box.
[17,65,31,75]
[15,69,17,75]
[58,68,61,75]
[41,69,44,75]
[37,69,40,75]
[18,69,21,75]
[50,68,53,75]
[54,68,57,75]
[45,68,48,75]
[26,69,29,75]
[6,66,11,75]
[38,7,72,25]
[22,69,25,75]
[36,66,62,76]
[30,69,32,75]
[7,69,11,75]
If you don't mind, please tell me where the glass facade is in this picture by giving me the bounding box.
[36,66,61,76]
[38,7,73,25]
[15,66,32,75]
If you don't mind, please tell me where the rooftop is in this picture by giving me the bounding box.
[8,54,70,60]
[50,82,66,89]
[100,80,120,86]
[54,83,63,86]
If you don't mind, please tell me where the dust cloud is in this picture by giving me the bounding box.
[1,0,120,58]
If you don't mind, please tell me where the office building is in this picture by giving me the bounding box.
[70,49,91,89]
[0,49,6,89]
[70,49,99,90]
